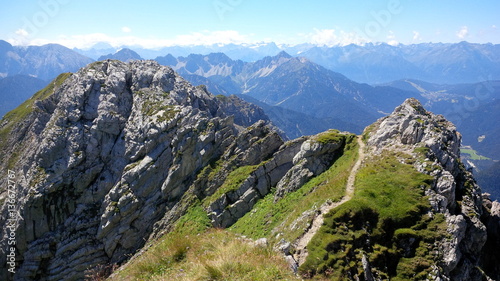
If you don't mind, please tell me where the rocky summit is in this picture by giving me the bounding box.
[0,60,499,281]
[0,60,270,280]
[366,98,499,280]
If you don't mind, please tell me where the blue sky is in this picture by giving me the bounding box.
[1,0,499,48]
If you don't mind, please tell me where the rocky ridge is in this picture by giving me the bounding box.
[365,98,499,280]
[0,60,271,280]
[0,59,498,280]
[0,60,352,280]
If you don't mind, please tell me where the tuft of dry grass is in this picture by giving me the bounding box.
[110,229,298,281]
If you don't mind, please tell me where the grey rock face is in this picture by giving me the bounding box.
[366,98,497,280]
[368,98,460,173]
[215,94,271,128]
[0,60,274,280]
[274,134,344,201]
[253,238,268,248]
[479,199,500,280]
[205,129,350,228]
[204,121,288,228]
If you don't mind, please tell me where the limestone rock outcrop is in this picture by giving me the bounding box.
[274,132,347,201]
[366,98,498,281]
[0,60,273,280]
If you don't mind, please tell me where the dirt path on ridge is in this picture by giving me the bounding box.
[293,136,366,266]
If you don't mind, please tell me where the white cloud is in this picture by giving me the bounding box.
[456,26,469,39]
[492,25,497,29]
[121,26,132,33]
[387,31,398,46]
[174,30,250,46]
[15,29,29,37]
[412,31,422,42]
[7,29,32,46]
[307,29,366,47]
[7,30,254,49]
[311,29,337,46]
[387,40,398,46]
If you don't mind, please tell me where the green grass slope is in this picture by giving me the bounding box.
[299,152,448,280]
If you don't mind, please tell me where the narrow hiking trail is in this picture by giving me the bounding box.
[293,136,366,266]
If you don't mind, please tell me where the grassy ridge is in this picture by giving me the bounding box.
[315,129,345,144]
[0,72,72,169]
[300,152,447,280]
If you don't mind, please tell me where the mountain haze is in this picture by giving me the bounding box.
[0,75,47,118]
[98,48,144,62]
[298,42,500,84]
[73,41,500,84]
[155,51,418,136]
[0,40,94,81]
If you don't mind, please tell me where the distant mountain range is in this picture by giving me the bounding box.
[98,48,143,62]
[0,40,95,117]
[158,51,425,136]
[0,40,93,81]
[3,40,498,85]
[152,51,500,152]
[73,42,287,62]
[73,41,500,84]
[150,50,500,199]
[298,42,500,84]
[0,40,500,84]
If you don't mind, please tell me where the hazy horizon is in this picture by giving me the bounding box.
[4,38,500,52]
[1,0,499,49]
